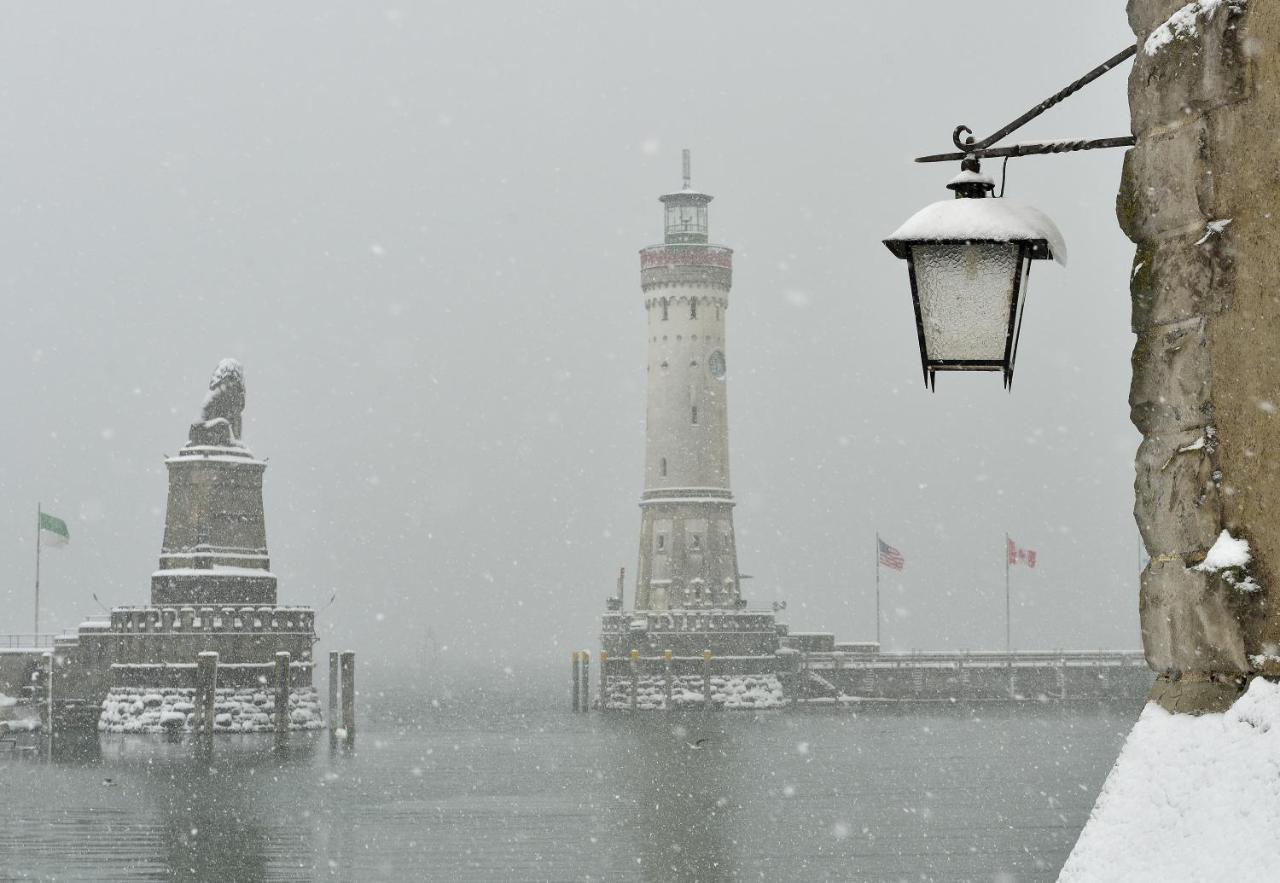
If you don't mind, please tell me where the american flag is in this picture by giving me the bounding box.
[878,538,905,571]
[1007,537,1037,569]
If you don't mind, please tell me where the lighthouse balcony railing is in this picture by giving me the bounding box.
[107,605,316,635]
[602,610,777,635]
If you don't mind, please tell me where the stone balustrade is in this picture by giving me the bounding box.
[109,606,315,634]
[602,610,777,634]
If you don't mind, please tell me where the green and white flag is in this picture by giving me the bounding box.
[39,511,70,547]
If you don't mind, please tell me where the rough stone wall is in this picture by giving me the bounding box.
[1123,0,1280,712]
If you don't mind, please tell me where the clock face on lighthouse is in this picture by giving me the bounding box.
[708,350,726,380]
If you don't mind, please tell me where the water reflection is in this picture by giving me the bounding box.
[606,712,738,880]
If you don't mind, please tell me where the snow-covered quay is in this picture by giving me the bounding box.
[1062,678,1280,879]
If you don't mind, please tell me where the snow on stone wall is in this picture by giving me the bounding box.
[602,674,784,710]
[99,685,324,734]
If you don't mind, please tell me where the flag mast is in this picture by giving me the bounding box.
[1004,532,1011,654]
[875,532,882,648]
[34,502,42,635]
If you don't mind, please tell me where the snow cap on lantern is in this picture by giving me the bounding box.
[884,159,1066,390]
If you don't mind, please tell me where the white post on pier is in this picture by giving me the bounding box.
[43,651,53,739]
[874,532,882,648]
[1005,533,1012,654]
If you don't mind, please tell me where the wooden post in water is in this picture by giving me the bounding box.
[340,651,356,747]
[274,651,291,746]
[702,650,713,711]
[571,651,581,712]
[663,649,674,711]
[580,651,590,712]
[328,651,340,746]
[599,651,609,711]
[629,649,640,713]
[196,651,218,737]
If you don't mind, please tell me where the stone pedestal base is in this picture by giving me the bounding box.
[99,685,323,734]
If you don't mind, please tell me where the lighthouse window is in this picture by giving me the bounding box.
[691,406,698,425]
[690,534,702,552]
[661,300,669,321]
[656,534,666,552]
[690,301,697,319]
[660,457,667,477]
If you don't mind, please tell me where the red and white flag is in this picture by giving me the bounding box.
[878,537,905,571]
[1007,537,1037,569]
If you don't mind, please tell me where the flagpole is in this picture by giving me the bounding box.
[875,532,882,648]
[1004,532,1011,654]
[35,502,42,635]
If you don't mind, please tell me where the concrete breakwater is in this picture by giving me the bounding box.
[786,650,1152,703]
[583,646,1151,711]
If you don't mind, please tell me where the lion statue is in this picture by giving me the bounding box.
[188,358,246,446]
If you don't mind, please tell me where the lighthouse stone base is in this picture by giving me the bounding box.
[599,607,786,710]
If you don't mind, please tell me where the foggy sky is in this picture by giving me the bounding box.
[0,2,1140,671]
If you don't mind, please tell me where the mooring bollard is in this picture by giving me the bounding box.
[274,651,291,746]
[571,650,581,712]
[196,651,219,736]
[629,649,640,713]
[663,649,673,712]
[340,651,356,747]
[599,651,609,712]
[328,651,340,746]
[702,650,713,710]
[580,651,590,712]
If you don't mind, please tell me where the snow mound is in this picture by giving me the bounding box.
[1062,677,1280,879]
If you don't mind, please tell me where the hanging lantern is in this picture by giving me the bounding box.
[884,158,1066,390]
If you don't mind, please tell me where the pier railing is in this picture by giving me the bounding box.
[805,650,1148,671]
[0,634,59,650]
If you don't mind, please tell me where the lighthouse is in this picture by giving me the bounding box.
[634,150,741,612]
[598,153,781,707]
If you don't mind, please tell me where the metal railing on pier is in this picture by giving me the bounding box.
[0,634,58,650]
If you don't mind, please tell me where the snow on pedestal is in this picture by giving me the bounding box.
[1061,678,1280,879]
[99,685,324,734]
[602,674,785,711]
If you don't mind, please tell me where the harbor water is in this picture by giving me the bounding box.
[0,670,1140,881]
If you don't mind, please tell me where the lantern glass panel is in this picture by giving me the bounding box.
[913,242,1020,362]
